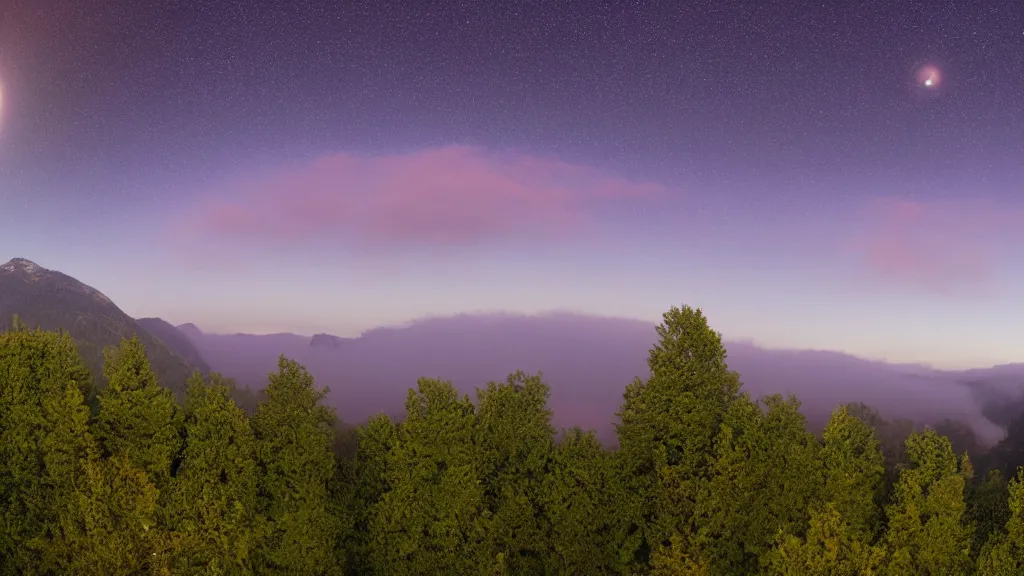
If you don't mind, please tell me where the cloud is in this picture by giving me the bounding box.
[851,197,1020,294]
[171,145,665,253]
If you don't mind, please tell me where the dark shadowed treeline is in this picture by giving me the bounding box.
[2,307,1024,575]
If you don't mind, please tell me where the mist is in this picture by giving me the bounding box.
[178,312,1023,446]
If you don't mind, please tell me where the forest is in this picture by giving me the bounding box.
[1,305,1022,576]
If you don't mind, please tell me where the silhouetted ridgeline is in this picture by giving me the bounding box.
[4,305,1024,574]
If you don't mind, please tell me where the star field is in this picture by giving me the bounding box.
[0,0,1022,365]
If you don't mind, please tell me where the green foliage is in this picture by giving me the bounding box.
[696,393,824,574]
[166,372,263,574]
[48,455,170,576]
[651,532,710,576]
[615,305,742,568]
[821,405,886,536]
[474,371,555,575]
[94,336,184,485]
[251,356,340,576]
[0,327,96,574]
[883,429,974,575]
[976,466,1024,574]
[765,503,885,576]
[542,427,628,576]
[368,378,493,575]
[967,468,1010,557]
[346,414,399,576]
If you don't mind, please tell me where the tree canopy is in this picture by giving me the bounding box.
[0,306,1019,575]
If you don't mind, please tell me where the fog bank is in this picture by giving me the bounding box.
[179,312,1023,445]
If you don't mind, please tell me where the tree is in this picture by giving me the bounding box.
[93,336,183,486]
[166,372,263,574]
[344,414,399,576]
[844,403,916,496]
[766,503,884,576]
[615,306,742,569]
[695,394,824,574]
[976,466,1024,574]
[0,328,96,574]
[251,356,340,576]
[542,427,627,576]
[883,429,974,575]
[651,532,711,576]
[47,454,170,576]
[821,405,886,537]
[967,468,1010,558]
[368,378,493,575]
[474,371,555,575]
[761,405,887,575]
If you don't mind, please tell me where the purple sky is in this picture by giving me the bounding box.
[1,1,1022,368]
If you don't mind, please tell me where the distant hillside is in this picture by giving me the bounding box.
[137,317,211,373]
[0,258,196,396]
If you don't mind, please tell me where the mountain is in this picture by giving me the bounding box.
[311,333,349,349]
[137,317,210,373]
[0,258,196,396]
[177,322,203,340]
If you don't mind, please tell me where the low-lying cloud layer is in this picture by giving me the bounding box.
[178,312,1022,445]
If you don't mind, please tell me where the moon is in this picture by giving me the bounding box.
[917,65,941,89]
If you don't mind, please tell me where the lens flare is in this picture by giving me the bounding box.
[917,65,941,89]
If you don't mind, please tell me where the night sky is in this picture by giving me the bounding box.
[1,0,1022,367]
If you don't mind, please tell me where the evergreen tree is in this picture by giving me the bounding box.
[167,372,263,574]
[346,414,399,576]
[967,468,1010,558]
[976,466,1024,574]
[94,336,183,486]
[695,394,824,574]
[845,403,916,496]
[252,356,340,576]
[369,378,493,575]
[542,427,628,576]
[883,429,974,575]
[615,306,742,569]
[821,405,886,536]
[766,503,885,576]
[48,454,171,576]
[761,405,886,575]
[0,328,96,574]
[474,371,555,575]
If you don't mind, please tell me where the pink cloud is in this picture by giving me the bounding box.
[851,197,1021,294]
[171,145,665,253]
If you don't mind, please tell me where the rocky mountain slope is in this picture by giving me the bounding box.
[0,258,197,396]
[137,316,210,373]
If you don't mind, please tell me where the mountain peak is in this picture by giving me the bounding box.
[177,323,204,339]
[311,333,342,348]
[2,258,47,274]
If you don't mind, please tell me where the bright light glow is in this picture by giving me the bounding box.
[917,65,941,89]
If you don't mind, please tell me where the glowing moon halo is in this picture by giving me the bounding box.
[917,65,941,89]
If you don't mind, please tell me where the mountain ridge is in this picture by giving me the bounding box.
[0,258,198,397]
